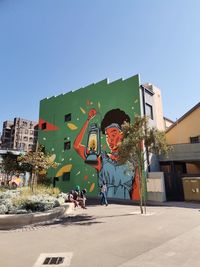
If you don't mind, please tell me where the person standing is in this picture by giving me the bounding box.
[100,181,108,206]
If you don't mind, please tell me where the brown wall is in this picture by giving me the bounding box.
[186,163,200,174]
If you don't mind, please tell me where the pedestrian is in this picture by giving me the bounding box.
[100,181,108,206]
[78,188,87,209]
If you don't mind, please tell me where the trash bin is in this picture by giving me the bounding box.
[182,177,200,201]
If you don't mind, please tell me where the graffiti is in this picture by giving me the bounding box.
[74,108,136,199]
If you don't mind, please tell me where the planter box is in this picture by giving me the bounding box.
[0,203,74,230]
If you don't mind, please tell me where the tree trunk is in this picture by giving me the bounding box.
[30,171,37,193]
[140,151,147,215]
[28,172,32,187]
[142,172,147,214]
[138,164,143,214]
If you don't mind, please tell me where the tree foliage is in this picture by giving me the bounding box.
[17,145,58,192]
[118,115,171,214]
[1,153,19,176]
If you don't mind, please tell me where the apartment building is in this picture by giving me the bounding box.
[1,118,38,152]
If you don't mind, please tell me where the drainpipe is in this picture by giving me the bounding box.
[141,85,151,172]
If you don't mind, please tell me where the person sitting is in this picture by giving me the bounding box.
[78,188,87,209]
[67,187,87,209]
[66,190,79,208]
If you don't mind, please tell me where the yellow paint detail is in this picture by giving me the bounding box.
[67,123,78,130]
[49,154,56,162]
[98,102,101,109]
[80,107,86,114]
[89,182,95,192]
[39,170,47,175]
[56,164,72,177]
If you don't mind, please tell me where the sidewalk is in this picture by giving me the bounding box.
[0,202,200,267]
[87,196,200,208]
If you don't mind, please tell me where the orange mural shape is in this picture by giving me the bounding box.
[84,175,88,181]
[39,119,59,131]
[131,167,140,200]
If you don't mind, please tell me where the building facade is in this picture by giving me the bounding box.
[39,74,165,199]
[160,102,200,200]
[163,117,174,130]
[1,118,38,152]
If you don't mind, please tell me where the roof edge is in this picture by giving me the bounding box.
[166,102,200,132]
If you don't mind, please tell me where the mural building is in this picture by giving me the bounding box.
[39,74,149,200]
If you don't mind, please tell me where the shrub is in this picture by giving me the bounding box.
[0,186,63,214]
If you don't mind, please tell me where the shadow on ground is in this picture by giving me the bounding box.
[19,211,141,230]
[38,214,103,227]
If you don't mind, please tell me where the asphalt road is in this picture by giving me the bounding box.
[0,202,200,267]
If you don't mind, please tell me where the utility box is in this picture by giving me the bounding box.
[182,177,200,201]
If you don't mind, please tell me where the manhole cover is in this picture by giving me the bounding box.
[33,253,73,267]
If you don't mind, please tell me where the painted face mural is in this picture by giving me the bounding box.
[105,127,123,152]
[74,108,139,200]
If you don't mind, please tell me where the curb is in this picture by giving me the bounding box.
[0,203,74,230]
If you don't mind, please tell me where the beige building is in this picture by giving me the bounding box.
[166,102,200,144]
[159,102,200,201]
[141,83,166,131]
[1,118,38,152]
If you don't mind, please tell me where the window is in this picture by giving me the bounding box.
[23,136,28,141]
[64,113,71,122]
[5,132,10,138]
[28,144,33,151]
[41,122,47,130]
[21,143,26,150]
[64,141,71,150]
[62,172,70,181]
[145,103,153,120]
[190,136,200,143]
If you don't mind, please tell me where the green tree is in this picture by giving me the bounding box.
[1,153,19,179]
[18,145,58,193]
[118,115,170,214]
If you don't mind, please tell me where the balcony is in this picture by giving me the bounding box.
[159,143,200,162]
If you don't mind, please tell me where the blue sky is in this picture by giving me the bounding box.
[0,0,199,130]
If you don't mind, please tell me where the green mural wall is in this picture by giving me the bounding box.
[38,74,141,198]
